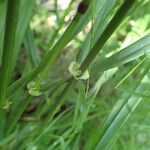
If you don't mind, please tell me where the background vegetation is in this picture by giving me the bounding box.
[0,0,150,149]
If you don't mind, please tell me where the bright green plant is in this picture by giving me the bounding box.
[0,0,150,149]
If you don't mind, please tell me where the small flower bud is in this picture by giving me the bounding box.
[78,1,88,14]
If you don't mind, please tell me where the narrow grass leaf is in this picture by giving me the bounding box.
[0,0,7,65]
[88,61,150,150]
[91,33,150,74]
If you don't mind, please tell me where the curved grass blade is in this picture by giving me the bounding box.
[77,0,118,63]
[0,0,21,139]
[32,1,138,142]
[91,33,150,74]
[10,0,36,73]
[47,0,74,50]
[6,77,70,134]
[0,0,7,65]
[96,70,150,150]
[8,32,150,98]
[24,26,39,68]
[80,0,136,73]
[88,61,150,150]
[0,0,20,104]
[6,95,31,135]
[6,0,106,96]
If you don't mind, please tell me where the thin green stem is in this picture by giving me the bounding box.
[31,0,137,143]
[80,0,136,73]
[7,0,93,98]
[0,0,20,139]
[0,0,20,105]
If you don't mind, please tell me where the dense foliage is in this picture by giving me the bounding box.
[0,0,150,149]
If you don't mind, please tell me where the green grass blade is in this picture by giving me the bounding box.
[80,0,136,73]
[77,0,118,63]
[6,96,31,135]
[92,33,150,74]
[0,0,20,105]
[10,0,35,73]
[0,132,17,146]
[90,68,118,98]
[24,26,39,67]
[0,0,7,65]
[47,0,74,50]
[96,70,150,150]
[88,61,150,150]
[0,0,21,139]
[31,1,137,143]
[7,0,106,96]
[6,77,70,135]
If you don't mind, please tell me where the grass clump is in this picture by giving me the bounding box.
[0,0,150,149]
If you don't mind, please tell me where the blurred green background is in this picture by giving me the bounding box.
[8,0,150,149]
